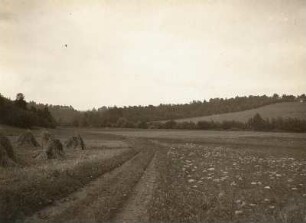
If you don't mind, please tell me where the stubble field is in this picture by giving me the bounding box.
[0,126,305,222]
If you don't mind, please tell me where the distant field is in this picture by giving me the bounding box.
[173,102,306,123]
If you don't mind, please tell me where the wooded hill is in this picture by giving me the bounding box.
[0,93,56,128]
[71,94,305,128]
[2,92,305,132]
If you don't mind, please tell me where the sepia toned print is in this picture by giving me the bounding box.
[0,0,305,222]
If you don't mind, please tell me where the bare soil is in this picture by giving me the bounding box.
[113,153,157,223]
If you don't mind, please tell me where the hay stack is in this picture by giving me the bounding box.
[17,130,39,147]
[36,138,64,160]
[65,134,86,150]
[41,130,52,149]
[0,134,16,167]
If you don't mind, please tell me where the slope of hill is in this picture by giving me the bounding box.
[174,102,306,123]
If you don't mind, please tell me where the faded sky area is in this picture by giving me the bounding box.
[0,0,305,110]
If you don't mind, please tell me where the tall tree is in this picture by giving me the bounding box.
[15,93,27,110]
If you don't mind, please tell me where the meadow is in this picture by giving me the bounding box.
[174,102,306,123]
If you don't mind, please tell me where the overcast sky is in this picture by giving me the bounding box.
[0,0,305,110]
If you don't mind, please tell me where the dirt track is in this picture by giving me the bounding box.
[25,148,156,223]
[113,154,157,223]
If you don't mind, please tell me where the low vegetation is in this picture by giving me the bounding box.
[150,141,306,223]
[0,127,305,223]
[0,145,137,222]
[153,114,306,132]
[45,145,155,223]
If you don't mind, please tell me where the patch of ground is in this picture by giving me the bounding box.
[0,148,137,222]
[1,126,306,223]
[113,153,157,223]
[101,128,306,149]
[25,145,155,223]
[149,141,306,223]
[86,139,129,149]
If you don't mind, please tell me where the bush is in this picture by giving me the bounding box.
[197,121,217,130]
[163,120,177,129]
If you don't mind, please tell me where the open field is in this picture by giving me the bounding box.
[150,141,306,223]
[86,128,306,149]
[173,102,306,123]
[0,126,305,222]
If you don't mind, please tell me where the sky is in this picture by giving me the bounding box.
[0,0,305,110]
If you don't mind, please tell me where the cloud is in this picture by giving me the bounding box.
[0,0,305,110]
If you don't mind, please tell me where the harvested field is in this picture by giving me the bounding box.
[114,153,157,223]
[149,141,306,223]
[0,148,136,222]
[25,147,155,223]
[0,127,305,223]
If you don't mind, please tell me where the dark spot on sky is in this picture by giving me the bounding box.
[64,44,68,48]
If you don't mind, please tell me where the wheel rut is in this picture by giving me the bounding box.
[113,153,157,223]
[25,149,155,223]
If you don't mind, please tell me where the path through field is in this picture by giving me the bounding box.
[113,154,157,223]
[25,145,157,223]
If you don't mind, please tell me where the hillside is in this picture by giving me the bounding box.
[72,94,306,127]
[174,102,306,123]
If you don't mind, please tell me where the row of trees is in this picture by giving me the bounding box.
[0,93,56,128]
[71,94,305,128]
[100,114,306,133]
[28,102,81,126]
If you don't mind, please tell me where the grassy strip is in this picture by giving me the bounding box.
[0,149,138,222]
[48,146,155,223]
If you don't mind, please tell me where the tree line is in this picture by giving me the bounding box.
[71,94,305,129]
[2,92,305,132]
[154,114,306,132]
[72,113,306,133]
[0,93,56,128]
